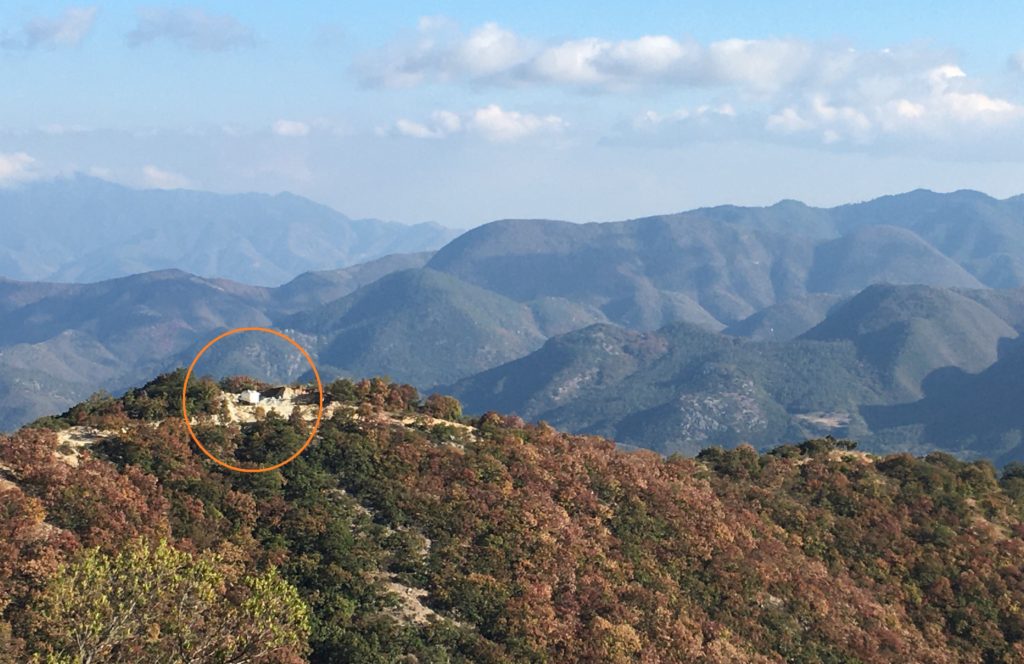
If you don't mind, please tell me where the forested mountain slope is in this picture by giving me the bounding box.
[286,268,572,386]
[2,375,1024,662]
[449,322,883,455]
[802,284,1018,399]
[450,283,1023,459]
[864,336,1024,466]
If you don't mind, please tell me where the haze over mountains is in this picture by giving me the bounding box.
[0,175,457,285]
[3,182,1024,462]
[425,190,1005,330]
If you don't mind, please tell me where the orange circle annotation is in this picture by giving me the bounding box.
[181,326,324,473]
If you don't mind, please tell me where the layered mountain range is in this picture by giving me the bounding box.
[3,181,1024,461]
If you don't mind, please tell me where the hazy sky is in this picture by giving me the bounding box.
[5,1,1024,227]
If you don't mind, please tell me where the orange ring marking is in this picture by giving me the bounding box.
[181,326,324,473]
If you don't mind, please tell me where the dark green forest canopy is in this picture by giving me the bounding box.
[2,372,1024,662]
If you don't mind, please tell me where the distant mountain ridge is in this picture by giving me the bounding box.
[425,189,1021,330]
[0,175,457,286]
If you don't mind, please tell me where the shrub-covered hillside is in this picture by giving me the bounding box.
[2,371,1024,662]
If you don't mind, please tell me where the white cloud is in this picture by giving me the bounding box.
[925,66,1019,121]
[142,165,191,189]
[761,63,1023,146]
[393,119,440,139]
[942,91,1019,120]
[0,153,39,185]
[359,20,530,87]
[605,35,694,76]
[521,35,810,92]
[765,107,812,134]
[469,105,567,142]
[626,104,748,145]
[636,104,738,127]
[624,50,1022,150]
[393,110,462,139]
[360,21,826,92]
[929,64,966,86]
[391,106,564,142]
[456,23,530,77]
[126,8,254,51]
[893,99,925,120]
[272,120,311,137]
[363,19,1024,154]
[704,38,813,91]
[529,38,609,85]
[1,6,97,49]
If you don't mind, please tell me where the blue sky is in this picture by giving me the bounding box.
[4,2,1024,227]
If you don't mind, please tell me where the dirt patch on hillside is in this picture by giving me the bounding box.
[794,411,851,430]
[384,579,443,625]
[54,426,117,467]
[209,389,479,449]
